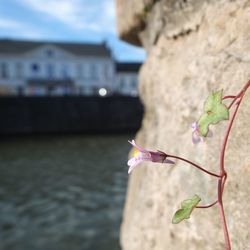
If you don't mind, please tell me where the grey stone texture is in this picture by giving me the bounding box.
[116,0,250,249]
[116,0,155,45]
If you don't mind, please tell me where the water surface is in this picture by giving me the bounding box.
[0,134,131,250]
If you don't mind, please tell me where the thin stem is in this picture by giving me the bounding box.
[217,102,241,250]
[218,180,231,250]
[196,200,218,209]
[222,172,227,194]
[218,79,250,250]
[166,154,221,178]
[227,80,250,109]
[228,96,240,110]
[222,95,236,100]
[220,96,243,173]
[224,95,240,110]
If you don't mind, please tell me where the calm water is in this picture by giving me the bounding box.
[0,134,131,250]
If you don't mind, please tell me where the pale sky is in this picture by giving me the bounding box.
[0,0,146,62]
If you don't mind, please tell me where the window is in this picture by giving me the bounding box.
[120,77,125,89]
[90,64,96,79]
[46,64,54,79]
[0,63,8,78]
[16,62,23,78]
[31,63,39,72]
[95,64,100,79]
[131,76,137,88]
[104,64,109,79]
[30,63,40,78]
[46,49,54,57]
[61,64,69,79]
[77,64,82,79]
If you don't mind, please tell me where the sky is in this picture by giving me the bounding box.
[0,0,146,62]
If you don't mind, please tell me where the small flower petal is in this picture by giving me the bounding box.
[191,122,198,132]
[127,140,174,173]
[128,140,147,153]
[127,152,151,174]
[128,158,142,174]
[191,122,213,144]
[192,131,202,144]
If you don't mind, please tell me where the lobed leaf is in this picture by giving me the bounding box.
[172,195,201,224]
[198,90,229,136]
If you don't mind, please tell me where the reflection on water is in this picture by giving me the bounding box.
[0,135,131,250]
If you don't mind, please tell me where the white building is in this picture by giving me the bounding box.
[0,39,141,96]
[115,63,141,96]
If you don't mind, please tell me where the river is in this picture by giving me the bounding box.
[0,134,132,250]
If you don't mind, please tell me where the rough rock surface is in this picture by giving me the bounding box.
[116,0,155,45]
[117,0,250,249]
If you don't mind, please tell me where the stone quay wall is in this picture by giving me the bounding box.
[0,96,143,135]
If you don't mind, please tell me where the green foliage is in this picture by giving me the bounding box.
[172,195,201,224]
[198,90,229,136]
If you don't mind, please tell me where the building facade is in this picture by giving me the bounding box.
[0,39,141,96]
[115,63,141,96]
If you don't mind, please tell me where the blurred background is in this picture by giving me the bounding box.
[0,0,145,249]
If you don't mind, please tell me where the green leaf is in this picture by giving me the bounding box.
[198,90,229,136]
[172,195,201,224]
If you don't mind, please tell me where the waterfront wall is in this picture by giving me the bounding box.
[0,96,143,135]
[117,0,250,249]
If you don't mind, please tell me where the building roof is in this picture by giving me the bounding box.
[116,62,142,72]
[0,39,112,57]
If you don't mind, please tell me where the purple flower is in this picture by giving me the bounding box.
[127,140,174,174]
[191,122,213,144]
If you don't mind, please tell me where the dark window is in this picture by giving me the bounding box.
[46,49,53,57]
[31,63,39,72]
[0,63,8,78]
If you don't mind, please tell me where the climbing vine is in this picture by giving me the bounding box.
[127,80,250,250]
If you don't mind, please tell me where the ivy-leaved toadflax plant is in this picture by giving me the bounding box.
[127,80,250,250]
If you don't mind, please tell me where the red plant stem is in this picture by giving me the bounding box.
[166,154,221,178]
[223,95,240,110]
[220,80,250,173]
[220,99,242,173]
[227,80,250,109]
[218,104,240,250]
[218,183,231,250]
[218,79,250,250]
[222,172,227,194]
[222,95,236,100]
[196,200,218,209]
[228,96,240,110]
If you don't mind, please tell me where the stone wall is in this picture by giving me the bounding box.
[116,0,250,249]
